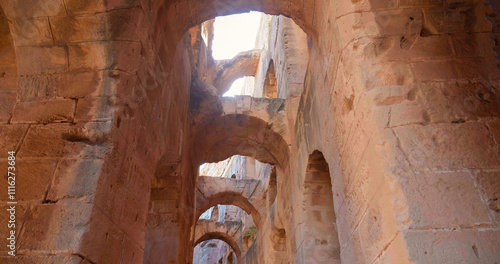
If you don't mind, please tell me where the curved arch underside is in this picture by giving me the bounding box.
[194,232,242,261]
[196,191,262,228]
[192,114,289,168]
[165,0,317,41]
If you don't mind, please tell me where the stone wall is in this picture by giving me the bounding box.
[0,0,498,263]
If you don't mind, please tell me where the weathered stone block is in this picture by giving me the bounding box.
[375,232,411,263]
[68,42,109,71]
[11,99,75,123]
[486,120,500,145]
[56,71,108,98]
[94,169,127,223]
[18,124,94,158]
[415,82,455,123]
[381,35,454,60]
[108,7,142,41]
[9,17,53,45]
[369,8,424,37]
[113,41,142,73]
[0,64,17,92]
[18,202,92,251]
[0,124,28,158]
[125,160,151,202]
[442,81,500,120]
[50,14,108,43]
[17,46,68,75]
[0,44,16,66]
[403,171,490,227]
[389,100,427,127]
[475,170,500,214]
[119,191,147,243]
[18,75,58,100]
[46,158,104,201]
[354,184,399,263]
[0,160,57,201]
[393,122,499,170]
[80,208,125,263]
[0,0,66,18]
[403,229,500,263]
[63,0,107,14]
[75,96,116,122]
[121,236,144,263]
[412,60,457,81]
[442,5,491,34]
[362,61,414,89]
[452,57,500,81]
[0,92,16,123]
[451,33,496,58]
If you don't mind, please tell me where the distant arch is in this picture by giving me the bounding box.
[194,232,242,262]
[153,0,320,45]
[196,191,262,228]
[192,114,289,169]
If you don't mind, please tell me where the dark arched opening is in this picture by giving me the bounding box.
[194,233,242,262]
[301,150,341,263]
[263,60,277,98]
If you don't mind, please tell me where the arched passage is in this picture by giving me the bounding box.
[196,191,262,229]
[155,0,319,44]
[192,114,290,168]
[194,232,242,262]
[299,150,341,263]
[144,151,183,264]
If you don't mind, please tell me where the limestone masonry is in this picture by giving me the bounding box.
[0,0,499,263]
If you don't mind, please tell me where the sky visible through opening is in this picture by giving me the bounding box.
[211,11,262,97]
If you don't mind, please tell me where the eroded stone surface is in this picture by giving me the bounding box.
[0,0,499,263]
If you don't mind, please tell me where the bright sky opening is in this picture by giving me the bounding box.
[223,77,247,97]
[211,11,262,97]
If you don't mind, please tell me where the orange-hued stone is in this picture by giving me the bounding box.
[0,0,499,263]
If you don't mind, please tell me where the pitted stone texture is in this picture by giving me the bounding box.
[1,0,499,263]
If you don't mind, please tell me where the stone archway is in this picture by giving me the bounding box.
[194,232,242,262]
[192,114,290,168]
[192,219,243,259]
[298,150,341,263]
[154,0,319,44]
[211,49,261,95]
[196,191,262,229]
